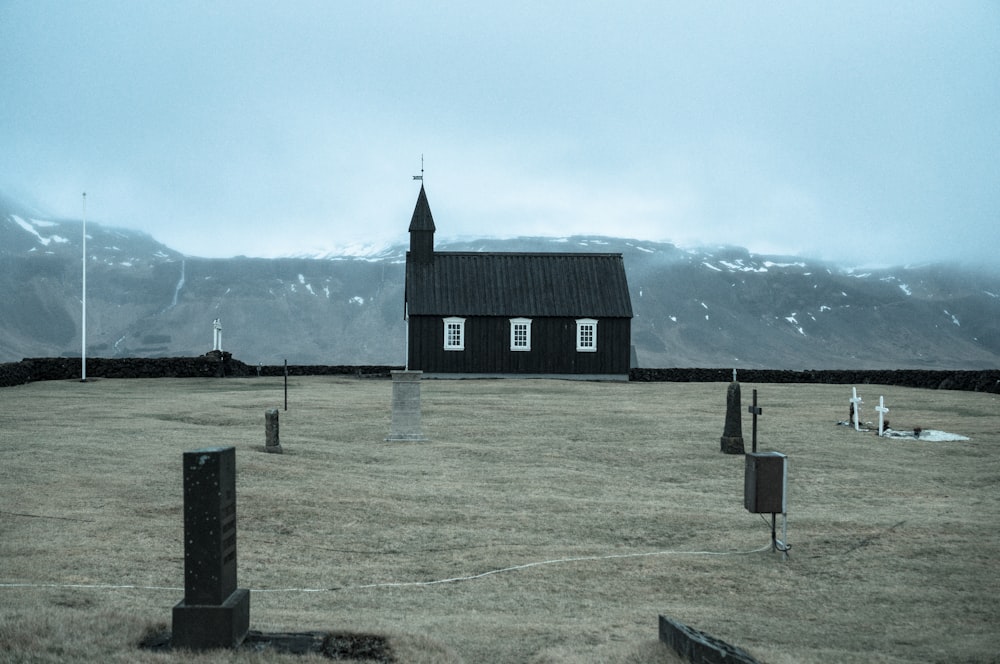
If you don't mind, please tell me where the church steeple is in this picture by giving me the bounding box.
[408,184,436,265]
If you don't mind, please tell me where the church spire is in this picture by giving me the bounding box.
[408,184,435,264]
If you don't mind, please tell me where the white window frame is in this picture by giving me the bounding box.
[509,318,532,351]
[576,318,598,352]
[443,317,466,351]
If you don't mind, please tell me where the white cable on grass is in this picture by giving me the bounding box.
[1,543,772,595]
[338,543,774,592]
[0,582,181,591]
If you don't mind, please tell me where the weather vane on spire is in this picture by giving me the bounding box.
[412,154,424,182]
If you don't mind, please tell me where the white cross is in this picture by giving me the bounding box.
[850,387,863,431]
[875,396,889,436]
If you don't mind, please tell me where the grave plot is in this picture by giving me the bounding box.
[836,387,972,440]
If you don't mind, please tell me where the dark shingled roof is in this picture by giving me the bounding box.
[406,252,633,318]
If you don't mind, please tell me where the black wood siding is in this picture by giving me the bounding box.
[407,315,631,374]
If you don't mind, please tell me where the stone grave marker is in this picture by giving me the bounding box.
[386,370,427,441]
[264,408,282,453]
[659,615,761,664]
[172,446,250,650]
[720,379,745,454]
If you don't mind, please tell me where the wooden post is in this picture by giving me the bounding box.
[747,389,762,454]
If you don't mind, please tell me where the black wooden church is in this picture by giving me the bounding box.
[404,185,633,379]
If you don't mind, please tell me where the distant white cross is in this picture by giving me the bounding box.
[850,387,863,431]
[732,368,737,382]
[875,396,889,436]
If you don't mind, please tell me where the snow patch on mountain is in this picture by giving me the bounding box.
[719,260,767,272]
[784,314,806,335]
[13,215,57,245]
[764,260,806,269]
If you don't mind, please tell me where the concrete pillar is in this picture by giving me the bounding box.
[386,370,427,441]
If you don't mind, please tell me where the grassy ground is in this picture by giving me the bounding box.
[1,376,998,663]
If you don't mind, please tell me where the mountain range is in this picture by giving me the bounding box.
[2,192,998,370]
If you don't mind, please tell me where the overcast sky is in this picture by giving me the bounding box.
[2,2,998,266]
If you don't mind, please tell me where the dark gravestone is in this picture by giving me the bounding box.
[264,408,282,453]
[173,446,250,650]
[720,381,745,454]
[658,615,761,664]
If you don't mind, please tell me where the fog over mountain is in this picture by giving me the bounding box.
[2,193,998,370]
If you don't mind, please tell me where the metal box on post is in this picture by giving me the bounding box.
[744,452,787,513]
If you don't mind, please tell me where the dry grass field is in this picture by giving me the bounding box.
[1,376,998,663]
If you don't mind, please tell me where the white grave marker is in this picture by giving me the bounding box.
[875,396,889,436]
[850,387,863,431]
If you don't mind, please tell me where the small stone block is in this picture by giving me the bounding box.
[173,587,250,650]
[658,615,760,664]
[265,408,282,453]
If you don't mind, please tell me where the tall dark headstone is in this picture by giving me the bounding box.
[173,446,250,650]
[720,381,745,454]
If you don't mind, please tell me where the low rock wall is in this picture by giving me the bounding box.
[628,368,1000,393]
[0,355,401,388]
[0,353,251,386]
[2,358,997,393]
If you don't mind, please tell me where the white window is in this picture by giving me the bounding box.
[576,318,597,352]
[509,318,532,351]
[443,317,465,351]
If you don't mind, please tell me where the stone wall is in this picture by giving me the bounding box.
[0,355,402,388]
[256,364,400,378]
[2,357,998,393]
[0,353,250,387]
[628,368,1000,393]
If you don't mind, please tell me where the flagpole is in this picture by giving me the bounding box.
[406,155,424,370]
[81,192,87,382]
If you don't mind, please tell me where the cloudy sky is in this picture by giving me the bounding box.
[2,2,997,266]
